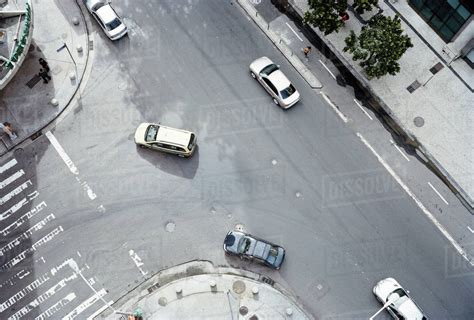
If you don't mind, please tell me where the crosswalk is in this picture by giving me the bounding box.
[0,157,112,320]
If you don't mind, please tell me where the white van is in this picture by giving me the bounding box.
[134,123,197,157]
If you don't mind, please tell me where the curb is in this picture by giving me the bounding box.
[0,0,92,159]
[98,260,314,320]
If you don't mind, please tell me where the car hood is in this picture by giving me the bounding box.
[373,278,401,301]
[224,231,244,254]
[250,56,273,73]
[134,123,150,144]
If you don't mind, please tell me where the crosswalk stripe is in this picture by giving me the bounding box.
[0,180,32,206]
[63,289,107,320]
[0,159,17,174]
[0,169,25,189]
[0,201,47,236]
[35,293,76,320]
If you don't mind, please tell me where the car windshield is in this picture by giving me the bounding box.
[145,125,159,142]
[106,18,122,31]
[238,238,251,254]
[265,246,279,264]
[260,64,279,76]
[280,84,296,99]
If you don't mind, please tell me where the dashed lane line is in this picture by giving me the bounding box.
[357,132,473,266]
[320,92,348,123]
[319,59,337,79]
[285,22,303,41]
[353,98,373,120]
[390,139,410,162]
[428,182,449,205]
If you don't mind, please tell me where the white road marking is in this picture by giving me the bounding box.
[285,22,303,41]
[357,133,473,266]
[0,200,46,232]
[467,226,474,234]
[76,177,97,200]
[0,158,17,174]
[45,131,79,175]
[0,274,50,312]
[0,169,25,189]
[0,269,30,289]
[63,289,108,320]
[427,182,449,205]
[0,214,55,256]
[68,260,115,314]
[77,251,82,257]
[87,300,114,320]
[0,226,64,271]
[390,139,410,162]
[9,272,78,320]
[320,92,348,123]
[319,59,336,79]
[35,292,76,320]
[0,180,32,206]
[129,249,148,277]
[0,198,29,224]
[353,98,373,120]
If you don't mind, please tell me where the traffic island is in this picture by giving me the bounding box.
[96,260,314,320]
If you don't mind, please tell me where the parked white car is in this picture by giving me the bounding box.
[373,278,427,320]
[249,56,300,109]
[84,0,127,40]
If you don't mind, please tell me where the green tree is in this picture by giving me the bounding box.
[353,0,379,14]
[304,0,348,35]
[343,15,413,79]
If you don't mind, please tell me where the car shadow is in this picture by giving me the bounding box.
[136,145,200,180]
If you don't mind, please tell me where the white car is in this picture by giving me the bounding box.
[84,0,127,40]
[134,123,197,158]
[249,56,300,109]
[373,278,427,320]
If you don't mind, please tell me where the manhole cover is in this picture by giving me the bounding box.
[158,297,167,306]
[239,306,249,315]
[232,280,246,294]
[165,221,175,232]
[414,116,425,127]
[234,224,244,232]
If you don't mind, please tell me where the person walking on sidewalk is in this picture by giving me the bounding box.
[38,68,51,83]
[39,58,50,74]
[303,46,312,58]
[0,122,18,140]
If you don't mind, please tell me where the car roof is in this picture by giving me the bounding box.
[96,5,118,23]
[267,70,291,91]
[156,126,192,146]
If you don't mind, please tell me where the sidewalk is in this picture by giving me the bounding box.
[97,260,313,320]
[240,0,474,209]
[0,0,89,154]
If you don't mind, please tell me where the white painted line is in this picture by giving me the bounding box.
[0,269,30,289]
[45,131,79,175]
[9,272,78,320]
[77,251,82,257]
[0,169,25,189]
[63,289,108,320]
[0,180,32,206]
[357,132,473,266]
[390,139,410,162]
[35,292,76,320]
[0,273,50,312]
[285,22,303,41]
[68,260,115,314]
[0,201,47,236]
[353,98,373,120]
[319,59,336,79]
[87,300,114,320]
[0,214,55,256]
[320,92,348,123]
[0,226,64,271]
[428,182,449,205]
[0,158,17,173]
[129,249,148,277]
[467,226,474,234]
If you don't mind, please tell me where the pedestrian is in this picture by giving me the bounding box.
[303,46,312,58]
[38,68,51,83]
[39,58,50,73]
[0,122,17,140]
[339,11,349,22]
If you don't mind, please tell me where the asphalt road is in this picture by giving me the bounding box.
[0,0,473,319]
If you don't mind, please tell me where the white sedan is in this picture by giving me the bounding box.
[249,56,300,109]
[373,278,427,320]
[84,0,127,40]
